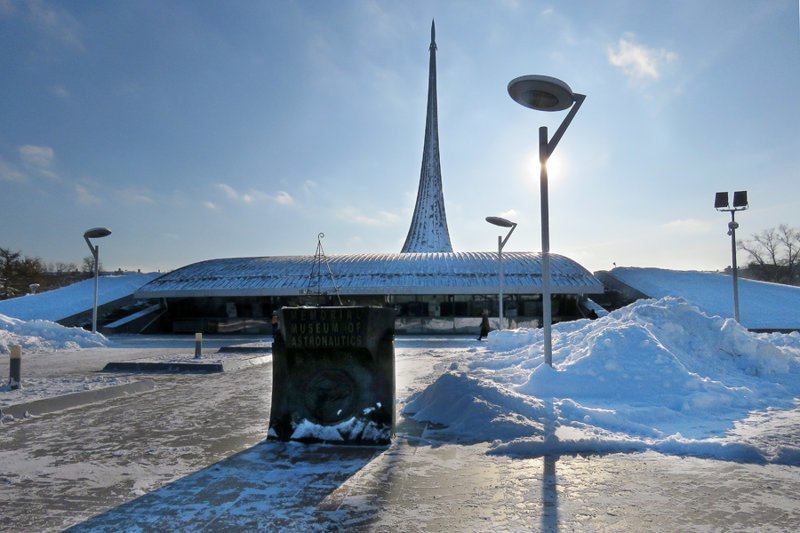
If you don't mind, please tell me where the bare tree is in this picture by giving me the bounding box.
[738,224,800,284]
[777,224,800,283]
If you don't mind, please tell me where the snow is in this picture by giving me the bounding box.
[0,273,159,322]
[608,266,800,330]
[404,297,800,464]
[2,268,799,467]
[0,313,107,355]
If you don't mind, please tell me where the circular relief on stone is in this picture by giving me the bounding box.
[303,368,358,424]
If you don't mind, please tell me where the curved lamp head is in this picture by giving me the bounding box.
[508,75,576,111]
[485,216,516,228]
[84,227,112,239]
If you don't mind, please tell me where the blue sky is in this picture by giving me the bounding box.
[1,0,798,274]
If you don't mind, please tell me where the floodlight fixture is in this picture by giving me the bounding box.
[486,216,518,329]
[714,192,729,210]
[83,226,112,334]
[508,74,585,367]
[733,190,748,209]
[715,190,748,212]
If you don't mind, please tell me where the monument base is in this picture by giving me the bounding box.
[268,306,395,444]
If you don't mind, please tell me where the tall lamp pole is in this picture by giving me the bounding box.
[714,191,748,323]
[83,227,112,333]
[486,216,517,329]
[508,75,585,367]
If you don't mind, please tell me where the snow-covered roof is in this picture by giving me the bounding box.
[135,252,603,298]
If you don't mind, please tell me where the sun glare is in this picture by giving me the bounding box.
[528,152,565,182]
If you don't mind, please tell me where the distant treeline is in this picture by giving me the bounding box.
[0,247,99,300]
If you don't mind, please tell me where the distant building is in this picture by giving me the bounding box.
[134,21,603,334]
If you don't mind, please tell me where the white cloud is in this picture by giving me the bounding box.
[337,207,400,226]
[18,144,58,180]
[608,35,677,82]
[215,183,294,207]
[216,183,239,200]
[203,201,218,210]
[75,184,101,205]
[26,0,84,51]
[19,144,54,168]
[274,191,294,206]
[0,157,26,182]
[302,180,317,194]
[117,188,155,205]
[51,84,70,100]
[661,218,712,234]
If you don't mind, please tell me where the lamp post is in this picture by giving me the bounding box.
[508,75,585,367]
[714,191,748,323]
[83,227,112,334]
[486,216,517,329]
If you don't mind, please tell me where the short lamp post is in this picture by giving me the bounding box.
[83,227,112,334]
[508,75,585,367]
[486,216,517,329]
[715,191,748,323]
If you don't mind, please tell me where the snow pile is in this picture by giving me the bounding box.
[403,297,800,463]
[0,273,159,322]
[0,313,107,354]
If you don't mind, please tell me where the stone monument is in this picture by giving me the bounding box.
[268,306,395,444]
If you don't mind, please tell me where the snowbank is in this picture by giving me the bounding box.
[0,314,107,354]
[0,273,159,322]
[403,297,800,463]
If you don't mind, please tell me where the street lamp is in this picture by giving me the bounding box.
[83,227,112,334]
[508,75,585,367]
[486,216,518,329]
[714,191,748,323]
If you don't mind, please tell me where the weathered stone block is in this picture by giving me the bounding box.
[268,306,395,444]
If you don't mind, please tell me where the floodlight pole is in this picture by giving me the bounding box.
[715,191,747,324]
[728,210,741,323]
[538,94,585,367]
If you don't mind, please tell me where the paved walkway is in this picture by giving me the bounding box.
[1,339,799,531]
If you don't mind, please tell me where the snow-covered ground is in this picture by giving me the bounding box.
[1,306,799,529]
[2,269,799,466]
[608,266,800,330]
[0,272,159,322]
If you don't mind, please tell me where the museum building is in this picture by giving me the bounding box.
[133,21,603,334]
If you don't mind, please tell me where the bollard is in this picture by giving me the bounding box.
[9,345,21,390]
[194,332,202,359]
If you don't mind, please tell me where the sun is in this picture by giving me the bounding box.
[528,152,565,182]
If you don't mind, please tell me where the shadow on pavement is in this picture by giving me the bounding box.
[69,439,386,531]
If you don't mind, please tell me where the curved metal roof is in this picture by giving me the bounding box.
[135,252,603,298]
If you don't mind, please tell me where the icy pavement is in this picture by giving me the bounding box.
[0,335,798,531]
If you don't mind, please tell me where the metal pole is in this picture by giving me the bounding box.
[92,244,99,334]
[539,126,553,367]
[9,345,21,390]
[195,332,203,359]
[730,211,741,323]
[498,235,504,328]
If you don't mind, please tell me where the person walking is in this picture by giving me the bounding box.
[271,311,280,337]
[477,310,490,341]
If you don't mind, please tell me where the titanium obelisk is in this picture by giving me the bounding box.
[401,20,453,253]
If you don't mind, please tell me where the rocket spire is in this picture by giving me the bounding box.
[401,19,453,253]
